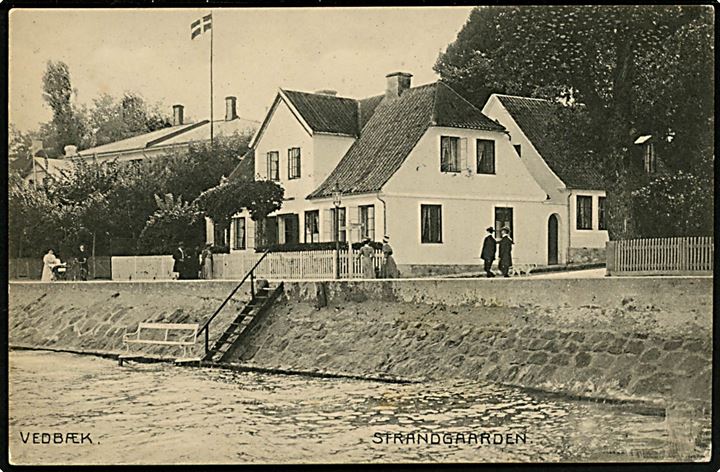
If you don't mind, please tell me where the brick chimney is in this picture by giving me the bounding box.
[385,72,412,99]
[225,96,237,121]
[172,104,184,126]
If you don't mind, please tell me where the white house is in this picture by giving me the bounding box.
[70,97,258,162]
[482,94,608,264]
[217,73,606,275]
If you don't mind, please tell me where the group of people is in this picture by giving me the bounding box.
[480,226,514,278]
[172,242,215,280]
[358,235,399,279]
[41,244,90,282]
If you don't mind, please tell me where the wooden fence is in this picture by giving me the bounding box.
[606,237,713,276]
[9,257,112,280]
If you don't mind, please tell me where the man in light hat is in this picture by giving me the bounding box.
[480,226,497,278]
[498,227,514,278]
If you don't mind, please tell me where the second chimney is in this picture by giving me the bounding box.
[225,96,237,121]
[385,72,412,99]
[172,104,184,126]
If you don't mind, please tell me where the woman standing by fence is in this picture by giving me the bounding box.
[358,239,376,279]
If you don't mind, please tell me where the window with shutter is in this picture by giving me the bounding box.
[440,136,460,173]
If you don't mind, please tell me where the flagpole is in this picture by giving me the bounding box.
[210,11,214,148]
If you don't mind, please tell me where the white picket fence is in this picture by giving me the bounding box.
[607,236,713,275]
[112,248,386,280]
[253,248,385,279]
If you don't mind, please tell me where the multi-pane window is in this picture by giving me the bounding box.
[267,151,279,181]
[232,217,246,250]
[440,136,460,173]
[643,143,656,174]
[359,205,375,241]
[331,207,347,242]
[305,210,320,243]
[576,196,593,230]
[421,205,442,244]
[477,139,496,174]
[288,147,301,179]
[598,196,607,231]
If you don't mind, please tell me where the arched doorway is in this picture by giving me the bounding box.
[548,214,559,265]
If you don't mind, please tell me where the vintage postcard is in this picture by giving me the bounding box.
[6,5,715,467]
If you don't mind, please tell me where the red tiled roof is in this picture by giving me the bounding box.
[308,81,504,199]
[495,95,604,190]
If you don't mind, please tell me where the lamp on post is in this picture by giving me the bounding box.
[332,183,342,279]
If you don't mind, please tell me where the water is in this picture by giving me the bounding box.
[8,350,706,464]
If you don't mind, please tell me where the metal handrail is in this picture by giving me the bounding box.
[198,249,271,354]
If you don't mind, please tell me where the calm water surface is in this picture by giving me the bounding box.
[8,350,707,464]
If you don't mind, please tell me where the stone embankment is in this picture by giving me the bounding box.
[9,278,712,412]
[8,281,249,358]
[232,278,712,412]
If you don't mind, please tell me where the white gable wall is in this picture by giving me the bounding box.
[482,95,567,202]
[382,126,567,266]
[313,134,356,190]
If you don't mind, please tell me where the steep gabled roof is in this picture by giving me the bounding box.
[281,90,361,136]
[495,94,604,190]
[308,82,504,199]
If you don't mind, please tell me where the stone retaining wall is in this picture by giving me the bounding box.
[8,281,247,358]
[232,278,711,411]
[9,278,711,412]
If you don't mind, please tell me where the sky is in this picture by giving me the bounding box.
[9,7,475,132]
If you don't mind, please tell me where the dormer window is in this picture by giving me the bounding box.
[634,135,656,174]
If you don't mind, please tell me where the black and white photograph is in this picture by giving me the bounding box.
[5,5,715,466]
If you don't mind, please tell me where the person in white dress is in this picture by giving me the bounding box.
[41,249,61,282]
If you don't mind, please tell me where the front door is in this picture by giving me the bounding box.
[548,214,559,265]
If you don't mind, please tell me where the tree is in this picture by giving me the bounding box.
[195,179,285,241]
[87,92,171,147]
[631,172,713,237]
[435,5,713,238]
[137,194,205,255]
[41,61,88,155]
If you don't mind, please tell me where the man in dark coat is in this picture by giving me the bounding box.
[498,227,513,277]
[172,241,185,280]
[480,227,496,278]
